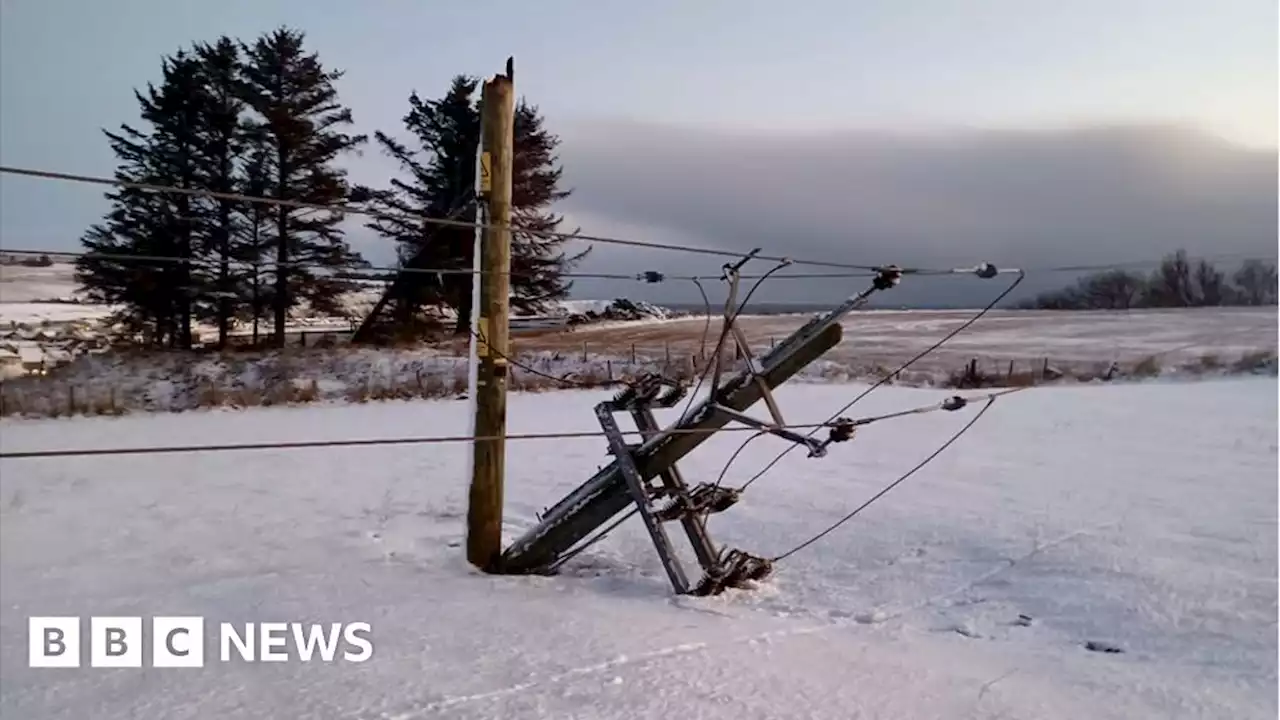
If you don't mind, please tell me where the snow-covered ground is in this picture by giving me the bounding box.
[0,303,118,325]
[541,306,1279,378]
[0,263,680,376]
[1,378,1275,719]
[0,264,84,304]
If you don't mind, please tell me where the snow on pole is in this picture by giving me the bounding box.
[465,123,485,460]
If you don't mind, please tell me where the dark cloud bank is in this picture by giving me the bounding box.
[551,122,1277,307]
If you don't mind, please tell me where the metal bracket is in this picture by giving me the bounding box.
[595,403,691,594]
[591,380,733,595]
[708,251,789,429]
[598,390,780,597]
[710,404,828,457]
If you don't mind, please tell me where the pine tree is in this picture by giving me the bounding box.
[76,50,209,348]
[509,100,588,313]
[356,76,585,341]
[191,36,250,347]
[76,187,181,345]
[240,144,273,344]
[360,77,481,340]
[238,27,368,347]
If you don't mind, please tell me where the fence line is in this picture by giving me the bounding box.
[3,340,1274,420]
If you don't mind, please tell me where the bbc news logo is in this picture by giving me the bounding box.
[29,617,373,668]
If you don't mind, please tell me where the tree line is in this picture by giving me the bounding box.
[1020,251,1278,310]
[1,254,54,267]
[74,26,582,349]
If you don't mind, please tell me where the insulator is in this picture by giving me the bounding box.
[827,417,856,443]
[873,265,903,290]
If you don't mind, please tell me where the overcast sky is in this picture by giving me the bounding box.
[1,0,1276,306]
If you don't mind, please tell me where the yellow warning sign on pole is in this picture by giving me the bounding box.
[479,151,492,194]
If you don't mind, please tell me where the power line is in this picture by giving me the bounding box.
[0,394,1006,460]
[1021,252,1266,274]
[4,247,1263,286]
[0,247,882,283]
[0,164,977,275]
[732,270,1027,493]
[769,393,1006,563]
[0,247,648,283]
[0,423,814,460]
[5,165,1267,281]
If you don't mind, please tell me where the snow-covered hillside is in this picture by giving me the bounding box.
[1,379,1275,719]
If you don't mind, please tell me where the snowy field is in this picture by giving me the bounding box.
[0,264,83,304]
[0,378,1275,719]
[528,307,1279,378]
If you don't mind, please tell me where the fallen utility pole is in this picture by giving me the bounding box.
[499,261,905,594]
[467,60,516,571]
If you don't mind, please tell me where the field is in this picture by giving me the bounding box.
[2,283,1275,416]
[0,377,1276,719]
[507,307,1279,379]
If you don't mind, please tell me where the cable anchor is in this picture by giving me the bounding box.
[691,548,774,596]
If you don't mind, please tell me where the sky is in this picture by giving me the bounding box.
[1,0,1276,306]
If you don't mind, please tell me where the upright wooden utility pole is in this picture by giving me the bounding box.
[467,61,515,571]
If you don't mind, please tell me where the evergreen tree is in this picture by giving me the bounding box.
[360,77,480,338]
[76,50,209,348]
[240,144,273,344]
[238,27,368,347]
[357,76,585,341]
[508,100,586,313]
[76,187,181,345]
[191,36,251,347]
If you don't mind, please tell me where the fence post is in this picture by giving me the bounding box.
[630,343,637,363]
[581,341,588,362]
[607,359,613,381]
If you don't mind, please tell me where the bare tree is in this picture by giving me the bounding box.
[1144,250,1195,307]
[1232,259,1279,306]
[1192,259,1227,305]
[1080,269,1145,309]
